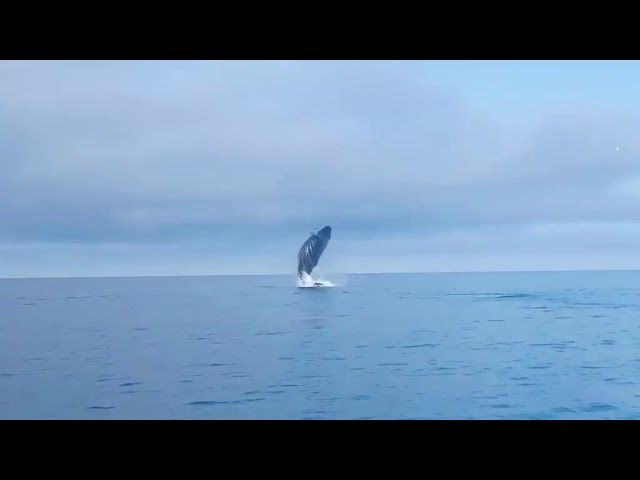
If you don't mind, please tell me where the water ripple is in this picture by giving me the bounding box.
[3,272,640,419]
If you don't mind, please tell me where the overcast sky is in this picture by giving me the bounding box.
[2,60,640,277]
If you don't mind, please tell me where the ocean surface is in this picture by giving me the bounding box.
[1,270,640,420]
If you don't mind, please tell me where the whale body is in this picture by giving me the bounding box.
[297,226,332,280]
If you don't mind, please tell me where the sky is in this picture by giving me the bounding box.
[2,59,640,278]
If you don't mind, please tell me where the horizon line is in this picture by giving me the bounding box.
[2,267,640,281]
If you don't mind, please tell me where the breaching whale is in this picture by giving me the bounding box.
[297,226,332,286]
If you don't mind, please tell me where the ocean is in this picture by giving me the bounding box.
[1,270,639,419]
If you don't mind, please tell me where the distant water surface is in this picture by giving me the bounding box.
[1,271,640,419]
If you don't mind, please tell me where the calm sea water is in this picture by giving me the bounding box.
[1,271,639,420]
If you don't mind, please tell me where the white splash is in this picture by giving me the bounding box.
[297,271,336,288]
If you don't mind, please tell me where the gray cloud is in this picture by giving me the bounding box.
[2,60,640,275]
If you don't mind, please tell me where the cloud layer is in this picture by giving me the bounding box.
[2,60,640,276]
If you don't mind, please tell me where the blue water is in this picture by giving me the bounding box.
[1,271,639,419]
